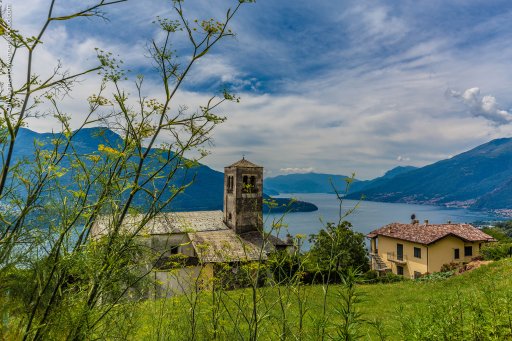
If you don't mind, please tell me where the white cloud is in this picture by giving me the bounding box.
[279,167,315,174]
[8,0,512,181]
[447,87,512,125]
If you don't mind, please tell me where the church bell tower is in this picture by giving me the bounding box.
[223,158,263,234]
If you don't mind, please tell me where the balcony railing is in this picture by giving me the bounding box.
[387,252,407,264]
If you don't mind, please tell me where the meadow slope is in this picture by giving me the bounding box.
[94,259,512,340]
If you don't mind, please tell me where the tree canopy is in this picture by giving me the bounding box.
[308,221,369,274]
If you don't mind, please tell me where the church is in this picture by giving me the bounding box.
[92,158,290,296]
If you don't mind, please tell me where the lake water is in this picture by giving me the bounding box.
[264,193,502,249]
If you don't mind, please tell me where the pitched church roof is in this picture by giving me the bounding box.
[188,230,266,263]
[226,158,262,168]
[92,210,289,263]
[92,211,228,236]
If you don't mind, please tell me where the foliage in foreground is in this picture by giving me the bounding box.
[17,258,506,341]
[0,0,253,339]
[130,260,512,340]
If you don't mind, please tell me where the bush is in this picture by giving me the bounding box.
[440,262,461,272]
[362,270,407,284]
[481,242,512,261]
[482,226,512,242]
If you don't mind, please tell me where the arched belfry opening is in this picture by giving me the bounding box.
[223,158,263,234]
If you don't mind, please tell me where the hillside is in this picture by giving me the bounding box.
[10,128,316,212]
[346,138,512,210]
[125,259,512,340]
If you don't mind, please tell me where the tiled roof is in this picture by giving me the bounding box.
[92,211,227,236]
[188,230,266,263]
[241,231,291,249]
[367,222,495,245]
[226,158,262,168]
[92,210,289,263]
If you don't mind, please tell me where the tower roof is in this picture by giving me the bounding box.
[226,158,262,168]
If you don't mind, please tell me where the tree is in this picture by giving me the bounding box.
[0,0,253,339]
[308,221,369,275]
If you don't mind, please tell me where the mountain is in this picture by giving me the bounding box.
[9,128,316,212]
[264,166,418,195]
[348,166,418,195]
[346,138,512,210]
[380,166,418,179]
[264,173,357,194]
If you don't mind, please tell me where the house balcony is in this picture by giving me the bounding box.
[386,252,407,265]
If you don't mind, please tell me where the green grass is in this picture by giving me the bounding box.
[98,259,512,340]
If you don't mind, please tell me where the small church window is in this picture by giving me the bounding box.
[227,176,234,192]
[242,175,257,193]
[228,213,232,220]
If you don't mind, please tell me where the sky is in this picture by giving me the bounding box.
[4,0,512,179]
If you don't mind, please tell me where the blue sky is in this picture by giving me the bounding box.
[7,0,512,179]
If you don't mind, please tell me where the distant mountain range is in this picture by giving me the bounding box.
[266,138,512,211]
[264,173,356,194]
[346,138,512,211]
[9,128,317,213]
[264,166,417,195]
[12,128,512,212]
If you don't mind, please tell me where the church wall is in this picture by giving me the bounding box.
[149,233,190,257]
[152,263,214,297]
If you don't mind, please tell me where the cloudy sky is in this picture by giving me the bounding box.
[5,0,512,179]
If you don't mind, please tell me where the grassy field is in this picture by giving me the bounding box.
[99,259,512,340]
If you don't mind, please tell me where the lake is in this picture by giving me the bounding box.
[264,193,503,249]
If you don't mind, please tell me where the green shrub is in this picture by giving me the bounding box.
[481,242,512,260]
[482,226,512,242]
[440,262,461,272]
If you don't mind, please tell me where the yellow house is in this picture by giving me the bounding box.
[367,222,495,278]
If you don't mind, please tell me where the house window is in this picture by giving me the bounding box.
[414,247,421,259]
[170,245,179,255]
[228,213,232,220]
[397,265,404,276]
[397,243,404,261]
[454,248,460,259]
[464,246,473,257]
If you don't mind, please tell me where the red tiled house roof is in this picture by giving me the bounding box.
[367,223,495,245]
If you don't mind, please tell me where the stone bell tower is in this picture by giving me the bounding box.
[224,158,263,234]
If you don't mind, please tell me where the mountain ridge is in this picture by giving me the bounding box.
[346,137,512,211]
[9,127,317,213]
